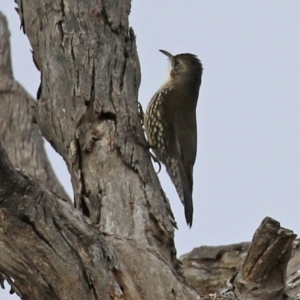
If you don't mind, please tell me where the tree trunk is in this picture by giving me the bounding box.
[0,1,193,298]
[0,2,299,300]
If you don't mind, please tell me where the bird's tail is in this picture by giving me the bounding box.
[166,159,194,227]
[181,171,194,227]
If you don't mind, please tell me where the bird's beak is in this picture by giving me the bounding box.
[159,49,173,60]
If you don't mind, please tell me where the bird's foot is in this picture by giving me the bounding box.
[149,151,162,174]
[138,141,162,174]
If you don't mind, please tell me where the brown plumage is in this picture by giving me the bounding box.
[144,50,203,227]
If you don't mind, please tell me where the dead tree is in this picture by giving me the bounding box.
[0,2,299,299]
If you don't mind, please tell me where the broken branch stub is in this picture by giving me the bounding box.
[234,217,296,300]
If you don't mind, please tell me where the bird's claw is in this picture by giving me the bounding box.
[150,152,162,174]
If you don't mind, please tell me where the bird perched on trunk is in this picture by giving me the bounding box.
[144,50,203,227]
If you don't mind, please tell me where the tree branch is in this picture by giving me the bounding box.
[183,217,296,300]
[14,0,178,272]
[0,6,198,298]
[0,12,70,202]
[0,140,118,299]
[234,217,296,300]
[0,138,199,299]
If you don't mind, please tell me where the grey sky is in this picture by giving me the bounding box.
[1,1,300,299]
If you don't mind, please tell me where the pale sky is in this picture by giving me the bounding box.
[1,1,300,299]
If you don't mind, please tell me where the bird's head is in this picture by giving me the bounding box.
[159,49,203,82]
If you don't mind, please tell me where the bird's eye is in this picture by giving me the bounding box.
[173,60,179,66]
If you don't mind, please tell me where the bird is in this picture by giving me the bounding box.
[144,49,203,227]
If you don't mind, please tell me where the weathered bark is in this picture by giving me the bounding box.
[0,3,196,299]
[181,218,299,299]
[234,218,295,300]
[180,242,250,295]
[286,240,300,298]
[1,2,300,300]
[17,0,177,243]
[0,13,70,202]
[0,140,119,299]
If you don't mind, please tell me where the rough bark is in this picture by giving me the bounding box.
[0,139,118,299]
[17,0,177,245]
[234,218,295,300]
[180,242,250,295]
[286,240,300,299]
[1,2,300,300]
[0,3,196,299]
[0,12,70,202]
[181,218,299,300]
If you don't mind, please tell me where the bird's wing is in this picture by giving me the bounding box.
[160,88,197,192]
[159,90,196,226]
[174,112,197,192]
